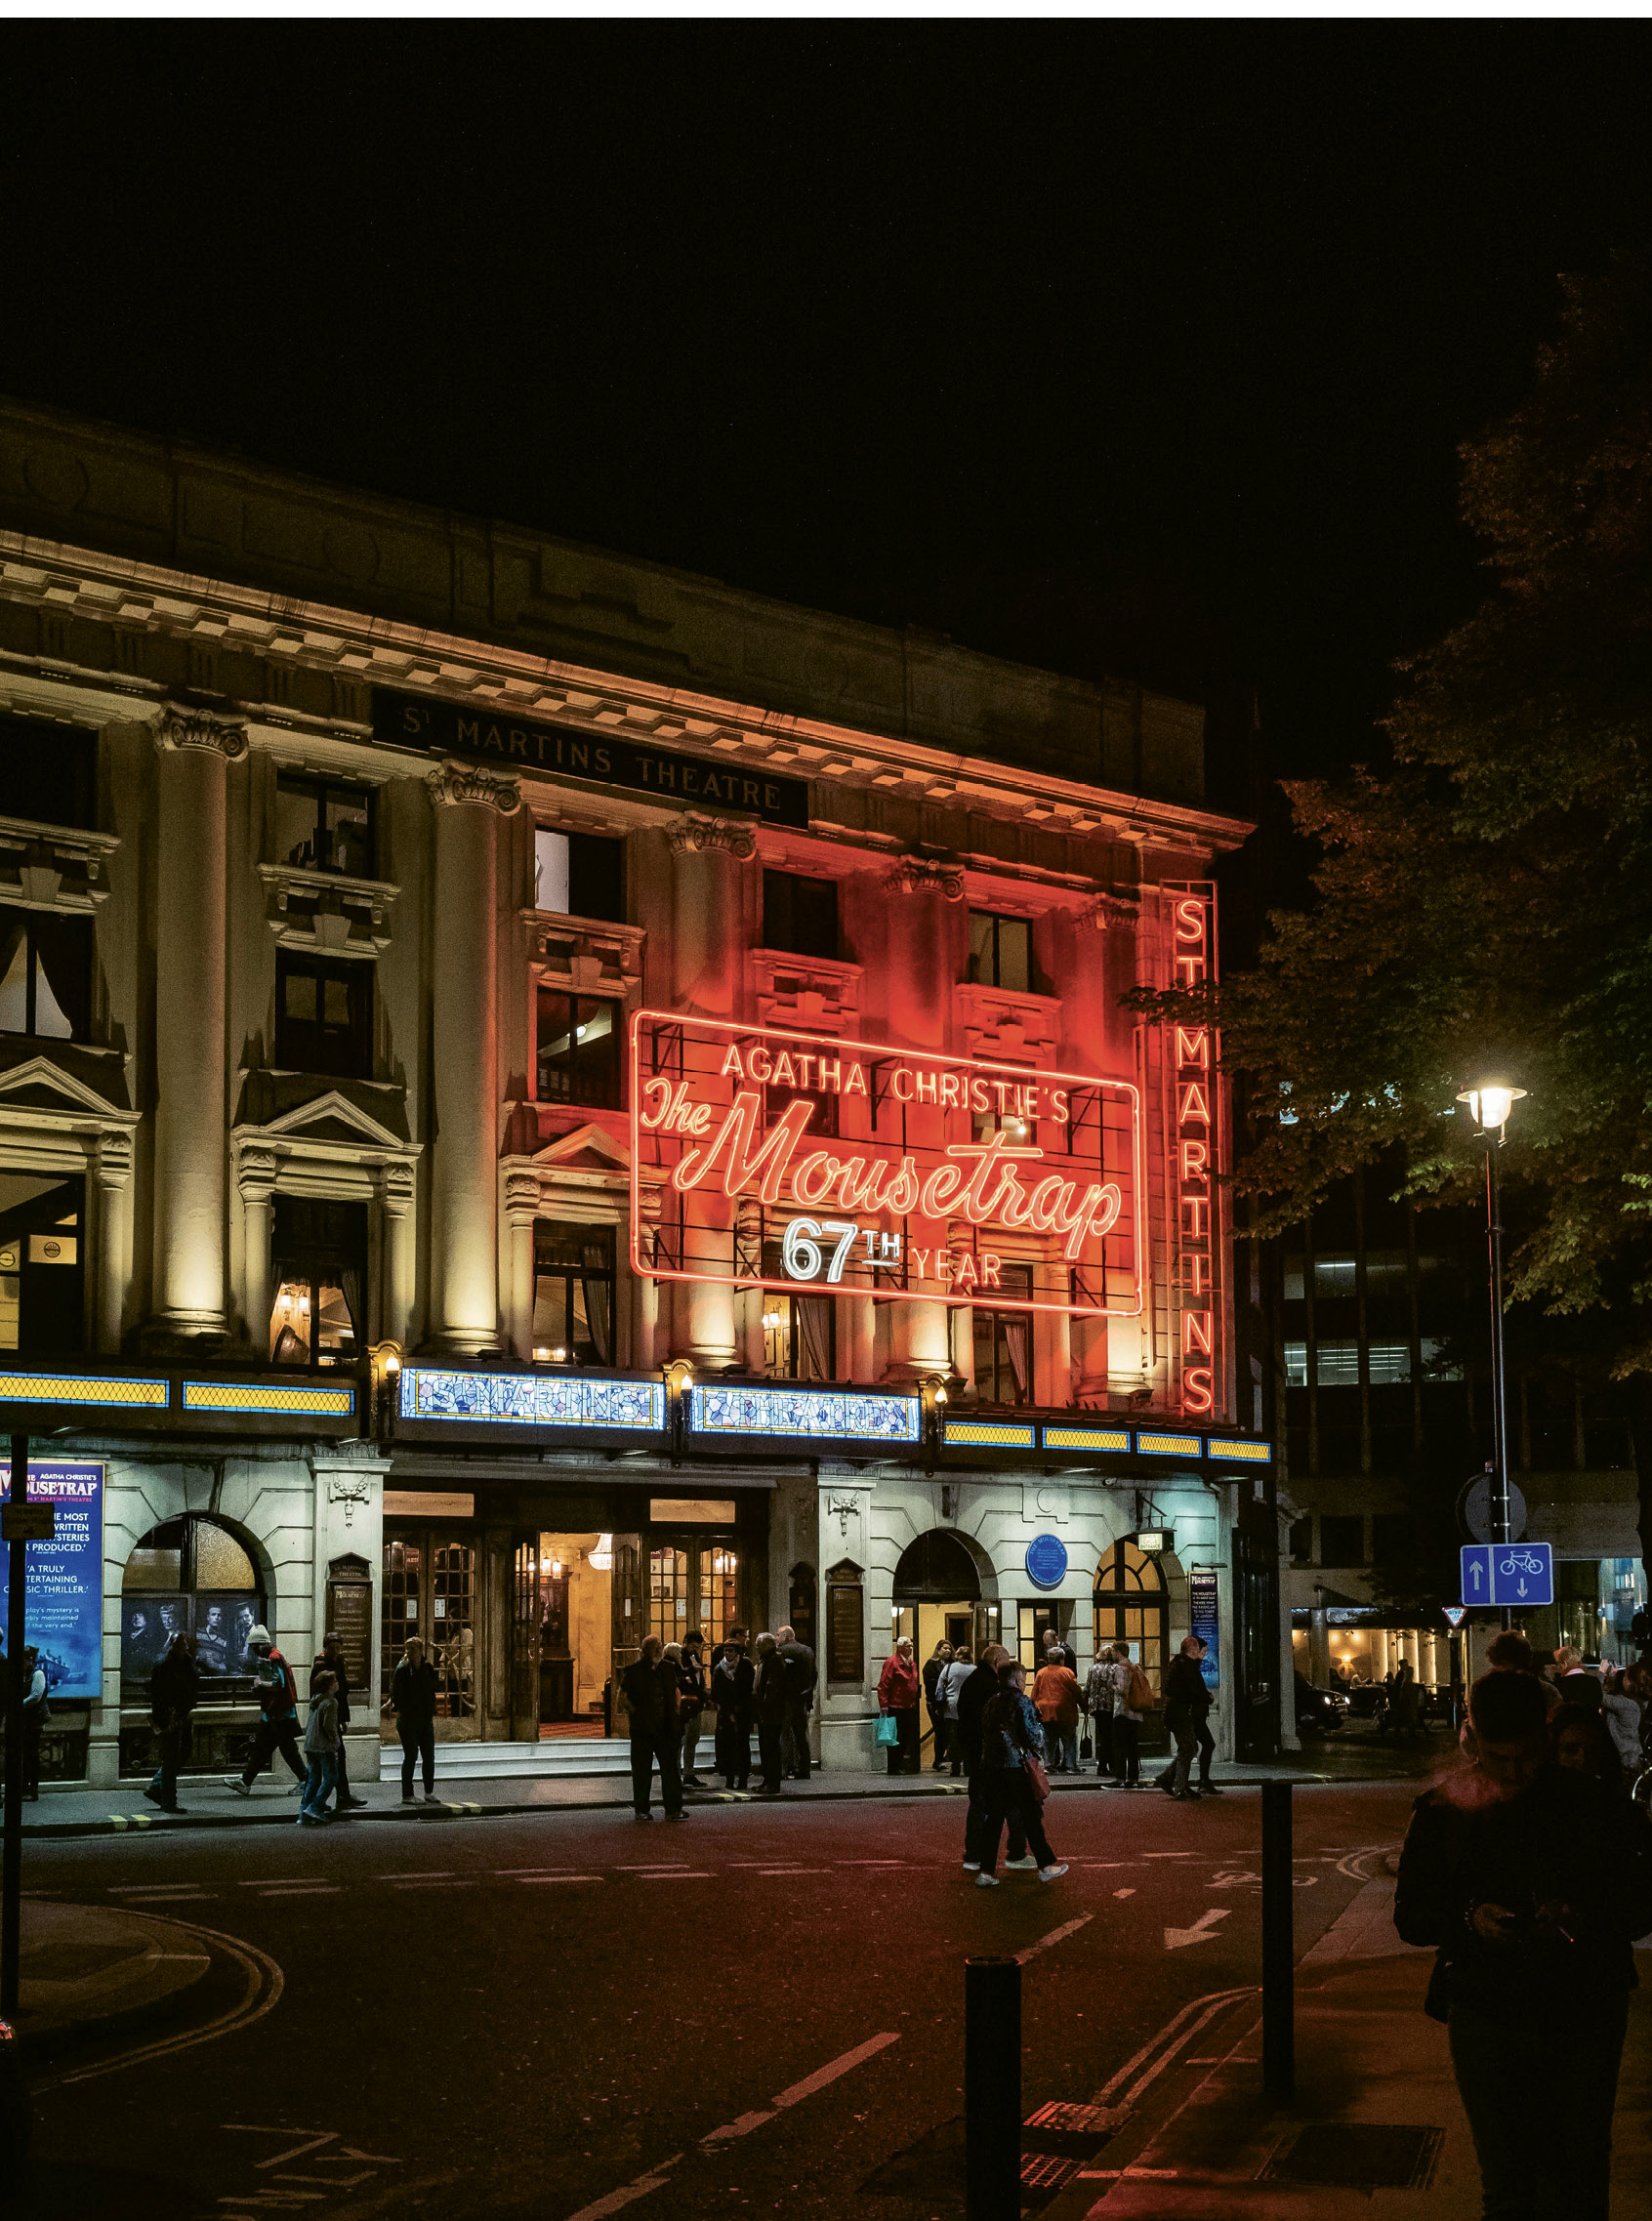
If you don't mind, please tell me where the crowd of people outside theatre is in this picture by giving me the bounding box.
[618,1622,819,1818]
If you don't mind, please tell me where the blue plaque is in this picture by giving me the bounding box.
[1025,1534,1068,1590]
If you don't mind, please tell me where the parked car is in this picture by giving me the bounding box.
[0,2017,29,2169]
[1294,1672,1349,1737]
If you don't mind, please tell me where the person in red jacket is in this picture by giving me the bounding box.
[878,1636,921,1775]
[225,1625,307,1796]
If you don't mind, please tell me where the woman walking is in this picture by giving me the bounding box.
[878,1635,922,1775]
[974,1660,1067,1886]
[937,1645,974,1779]
[390,1635,440,1805]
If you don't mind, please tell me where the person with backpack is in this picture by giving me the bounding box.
[776,1623,817,1779]
[225,1625,308,1796]
[1084,1647,1116,1781]
[145,1629,199,1813]
[711,1625,755,1789]
[1108,1644,1154,1788]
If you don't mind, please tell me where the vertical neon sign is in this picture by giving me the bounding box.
[1165,884,1222,1419]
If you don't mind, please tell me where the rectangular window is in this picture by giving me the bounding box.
[1313,1254,1357,1296]
[762,870,839,961]
[269,1197,366,1370]
[532,1220,615,1364]
[761,1291,837,1381]
[0,716,97,830]
[1367,1343,1411,1384]
[1363,1251,1409,1292]
[1372,1513,1411,1565]
[972,1262,1034,1405]
[1420,1337,1463,1381]
[534,828,626,923]
[1284,1340,1307,1388]
[1288,1516,1313,1564]
[275,954,372,1078]
[1318,1514,1365,1566]
[0,912,93,1041]
[1283,1255,1305,1301]
[967,912,1031,993]
[273,774,376,878]
[535,993,621,1108]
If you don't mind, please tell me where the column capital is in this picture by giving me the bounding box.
[503,1169,541,1225]
[428,759,522,815]
[94,1128,134,1190]
[381,1161,417,1217]
[669,814,757,861]
[887,853,964,902]
[152,703,249,761]
[236,1146,279,1204]
[1078,890,1139,929]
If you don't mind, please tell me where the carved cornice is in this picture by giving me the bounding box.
[668,814,758,861]
[152,704,248,761]
[1079,890,1140,929]
[0,815,119,916]
[258,862,398,959]
[887,854,965,902]
[503,1168,542,1223]
[94,1128,135,1188]
[427,759,522,815]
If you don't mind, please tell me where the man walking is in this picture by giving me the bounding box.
[1156,1635,1218,1799]
[776,1623,817,1779]
[225,1625,308,1796]
[622,1635,685,1820]
[146,1628,198,1813]
[312,1631,368,1811]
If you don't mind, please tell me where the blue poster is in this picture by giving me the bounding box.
[0,1460,104,1699]
[1189,1567,1220,1693]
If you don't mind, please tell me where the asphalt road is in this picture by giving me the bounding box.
[17,1778,1421,2221]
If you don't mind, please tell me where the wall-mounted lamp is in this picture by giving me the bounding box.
[664,1357,695,1464]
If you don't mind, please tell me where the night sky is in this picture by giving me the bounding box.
[7,23,1650,808]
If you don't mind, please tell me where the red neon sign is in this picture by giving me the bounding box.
[1164,885,1222,1418]
[630,1011,1143,1319]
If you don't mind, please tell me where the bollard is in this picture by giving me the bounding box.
[965,1954,1021,2220]
[1260,1778,1294,2098]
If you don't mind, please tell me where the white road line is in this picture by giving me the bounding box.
[640,1871,712,1879]
[1142,1851,1194,1859]
[615,1864,688,1871]
[1094,1986,1256,2104]
[518,1875,603,1885]
[1017,1913,1094,1963]
[32,1913,286,2091]
[565,2154,684,2221]
[753,1867,827,1875]
[257,1885,343,1896]
[494,1867,576,1875]
[773,2030,901,2109]
[1113,1888,1136,1898]
[376,1871,452,1880]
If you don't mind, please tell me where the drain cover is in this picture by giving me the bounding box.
[1020,2155,1080,2190]
[1265,2123,1443,2191]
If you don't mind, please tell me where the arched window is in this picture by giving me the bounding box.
[121,1514,268,1697]
[1094,1541,1168,1702]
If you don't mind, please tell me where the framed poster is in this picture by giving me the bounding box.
[1190,1568,1220,1693]
[2,1461,106,1698]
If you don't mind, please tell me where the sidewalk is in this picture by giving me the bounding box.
[12,1751,1416,1838]
[1044,1875,1652,2217]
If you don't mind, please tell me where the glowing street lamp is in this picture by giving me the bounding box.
[1456,1077,1529,1620]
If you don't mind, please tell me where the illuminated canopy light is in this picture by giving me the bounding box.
[1456,1079,1527,1132]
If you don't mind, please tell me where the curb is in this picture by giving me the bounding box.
[17,1765,1362,1840]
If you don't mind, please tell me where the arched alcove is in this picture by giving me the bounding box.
[121,1513,271,1698]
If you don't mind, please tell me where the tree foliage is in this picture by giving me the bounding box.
[1141,258,1652,1379]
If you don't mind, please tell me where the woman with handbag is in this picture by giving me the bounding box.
[974,1660,1067,1886]
[877,1636,922,1775]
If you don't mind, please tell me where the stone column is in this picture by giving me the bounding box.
[668,817,753,1371]
[149,706,244,1338]
[504,1169,540,1358]
[93,1128,135,1355]
[884,855,962,1384]
[237,1146,278,1361]
[381,1160,416,1351]
[428,761,519,1351]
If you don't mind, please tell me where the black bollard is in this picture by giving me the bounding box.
[1260,1778,1294,2098]
[965,1954,1021,2220]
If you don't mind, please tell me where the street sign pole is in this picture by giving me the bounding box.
[1483,1137,1512,1632]
[2,1430,27,2017]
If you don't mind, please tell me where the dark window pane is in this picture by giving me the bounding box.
[537,993,620,1108]
[1319,1515,1365,1566]
[568,834,626,924]
[269,1197,366,1369]
[283,970,312,1020]
[0,717,97,830]
[275,956,370,1078]
[274,777,320,869]
[531,1219,614,1363]
[275,774,376,877]
[764,871,838,960]
[997,918,1030,993]
[0,914,92,1042]
[1289,1516,1313,1563]
[323,975,351,1028]
[326,787,375,877]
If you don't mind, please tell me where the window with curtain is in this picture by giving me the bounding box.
[533,828,626,922]
[0,911,93,1041]
[532,1220,614,1363]
[966,911,1031,992]
[273,773,376,877]
[536,992,621,1108]
[268,1196,366,1369]
[972,1261,1033,1404]
[762,1291,837,1381]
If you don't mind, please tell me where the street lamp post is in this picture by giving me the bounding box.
[1456,1080,1528,1632]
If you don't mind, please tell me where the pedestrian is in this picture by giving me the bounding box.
[145,1629,199,1813]
[1107,1644,1150,1788]
[877,1635,922,1775]
[1032,1645,1082,1773]
[1156,1635,1218,1799]
[310,1631,367,1812]
[1084,1647,1115,1780]
[923,1639,954,1769]
[1395,1667,1652,2221]
[958,1643,1031,1874]
[621,1634,684,1820]
[776,1623,817,1780]
[1599,1667,1643,1777]
[711,1625,755,1789]
[937,1645,974,1779]
[298,1667,342,1826]
[753,1632,788,1794]
[1391,1660,1425,1745]
[1551,1703,1625,1790]
[225,1624,308,1797]
[16,1647,48,1800]
[678,1627,710,1789]
[973,1660,1067,1887]
[1041,1625,1077,1674]
[390,1634,440,1804]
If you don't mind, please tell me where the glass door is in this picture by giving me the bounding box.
[381,1525,479,1740]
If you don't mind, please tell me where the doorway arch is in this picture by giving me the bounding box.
[891,1528,1000,1758]
[1093,1539,1169,1704]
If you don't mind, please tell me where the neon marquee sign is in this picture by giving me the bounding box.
[1164,884,1222,1418]
[631,1011,1142,1320]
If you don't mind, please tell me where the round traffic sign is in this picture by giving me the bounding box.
[1458,1473,1528,1544]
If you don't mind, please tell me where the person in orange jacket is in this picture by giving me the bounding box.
[1031,1652,1082,1774]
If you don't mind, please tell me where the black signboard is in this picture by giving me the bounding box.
[326,1557,374,1702]
[371,689,810,830]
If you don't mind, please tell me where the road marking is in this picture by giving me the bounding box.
[518,1874,603,1885]
[1093,1984,1258,2105]
[614,1863,688,1871]
[640,1871,712,1879]
[772,2030,900,2108]
[32,1913,285,2090]
[1017,1913,1094,1963]
[494,1866,576,1874]
[565,2154,684,2221]
[376,1871,452,1880]
[1164,1908,1232,1951]
[753,1867,827,1875]
[1142,1851,1193,1859]
[388,1877,474,1886]
[1113,1888,1136,1899]
[108,1886,213,1899]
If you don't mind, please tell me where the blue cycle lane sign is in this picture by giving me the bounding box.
[1461,1541,1553,1608]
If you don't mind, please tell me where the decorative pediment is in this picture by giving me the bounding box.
[0,1049,138,1126]
[0,816,120,917]
[256,1088,409,1152]
[531,1122,631,1176]
[955,983,1061,1066]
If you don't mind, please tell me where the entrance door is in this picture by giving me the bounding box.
[1232,1518,1281,1763]
[381,1525,480,1740]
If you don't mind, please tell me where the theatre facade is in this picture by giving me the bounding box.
[0,399,1285,1789]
